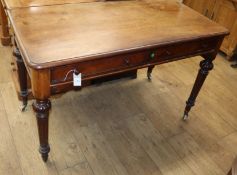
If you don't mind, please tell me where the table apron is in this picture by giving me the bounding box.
[49,36,220,94]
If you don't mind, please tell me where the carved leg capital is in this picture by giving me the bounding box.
[33,99,51,114]
[199,59,214,74]
[33,99,51,162]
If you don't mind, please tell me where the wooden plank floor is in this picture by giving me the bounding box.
[0,42,237,175]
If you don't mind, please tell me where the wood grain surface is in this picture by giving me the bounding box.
[8,0,228,69]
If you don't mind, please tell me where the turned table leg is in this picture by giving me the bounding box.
[147,65,155,80]
[0,1,11,46]
[31,69,51,162]
[13,46,28,111]
[33,99,51,162]
[183,54,216,120]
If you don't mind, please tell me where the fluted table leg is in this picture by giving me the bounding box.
[33,99,51,162]
[31,68,51,162]
[183,56,214,120]
[13,45,28,111]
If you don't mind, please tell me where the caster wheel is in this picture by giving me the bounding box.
[147,73,152,81]
[183,114,189,121]
[42,154,48,162]
[21,104,27,112]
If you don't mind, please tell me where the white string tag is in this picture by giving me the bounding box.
[73,72,81,87]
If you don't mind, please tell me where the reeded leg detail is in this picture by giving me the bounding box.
[147,66,155,81]
[183,58,214,120]
[13,46,28,111]
[33,99,51,162]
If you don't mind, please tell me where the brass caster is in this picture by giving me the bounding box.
[147,72,152,81]
[183,114,189,121]
[21,104,27,112]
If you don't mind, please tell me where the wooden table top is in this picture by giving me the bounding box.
[8,0,228,69]
[2,0,98,9]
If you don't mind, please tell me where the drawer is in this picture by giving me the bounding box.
[51,70,137,94]
[147,38,218,63]
[51,52,147,84]
[51,37,218,85]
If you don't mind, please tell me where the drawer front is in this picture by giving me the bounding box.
[51,52,148,84]
[51,37,218,85]
[51,70,138,94]
[148,38,218,63]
